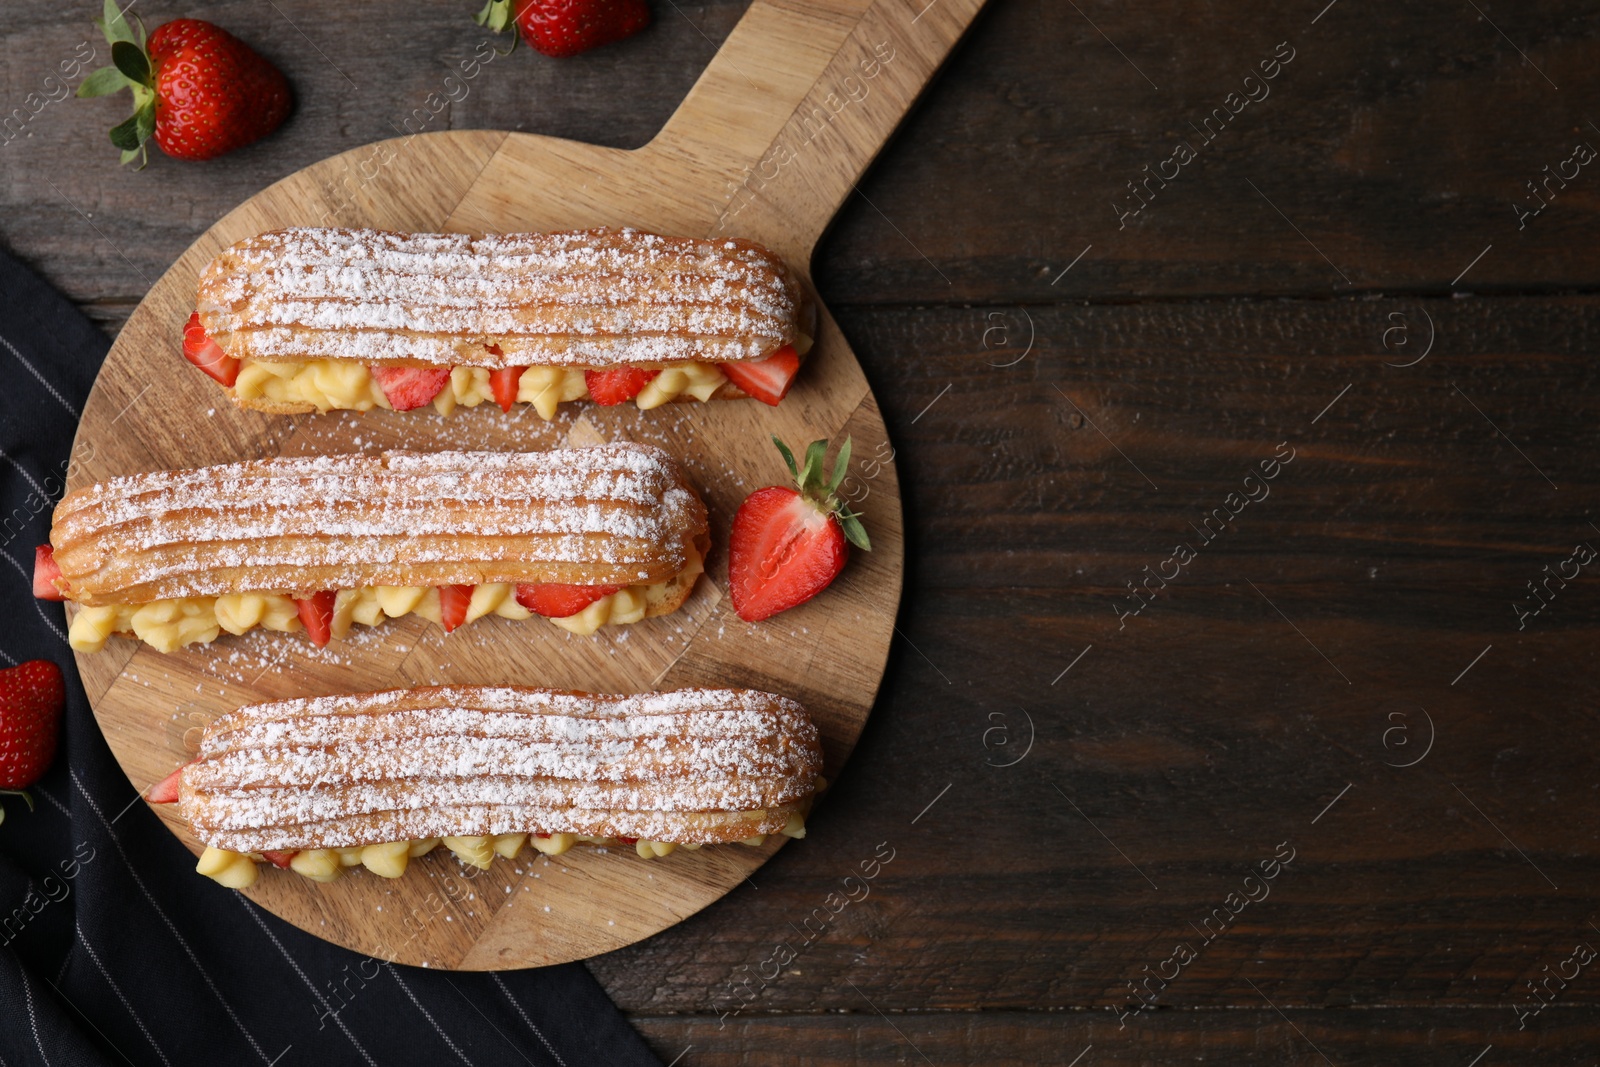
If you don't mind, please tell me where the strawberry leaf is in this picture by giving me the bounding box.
[772,436,799,480]
[828,436,853,495]
[475,0,514,32]
[107,111,141,150]
[119,146,146,168]
[837,507,872,552]
[75,65,130,98]
[110,40,150,86]
[97,0,137,46]
[800,440,828,493]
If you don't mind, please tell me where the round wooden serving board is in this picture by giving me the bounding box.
[64,0,987,969]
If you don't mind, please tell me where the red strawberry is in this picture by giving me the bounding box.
[147,762,188,803]
[181,313,240,387]
[438,584,475,634]
[720,345,801,407]
[476,0,651,58]
[261,850,299,869]
[371,366,453,411]
[584,366,660,406]
[515,582,622,618]
[489,366,526,413]
[0,661,66,822]
[728,436,870,622]
[294,591,337,647]
[33,545,66,601]
[78,4,291,165]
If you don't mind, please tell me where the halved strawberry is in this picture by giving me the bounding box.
[489,366,526,413]
[148,762,189,803]
[33,545,65,601]
[182,313,241,387]
[261,850,299,869]
[294,591,337,647]
[584,366,660,406]
[439,584,475,633]
[728,436,871,622]
[720,345,800,407]
[514,582,622,618]
[370,366,452,411]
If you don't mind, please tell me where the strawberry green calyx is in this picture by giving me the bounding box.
[474,0,520,52]
[772,435,872,552]
[78,0,155,167]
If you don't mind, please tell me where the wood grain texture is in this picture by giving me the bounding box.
[62,0,992,970]
[632,1011,1600,1065]
[7,0,1600,1059]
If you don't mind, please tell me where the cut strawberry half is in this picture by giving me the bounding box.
[148,763,189,803]
[728,436,871,622]
[489,366,526,413]
[370,366,452,411]
[439,584,475,633]
[261,850,299,869]
[32,545,65,601]
[720,344,800,407]
[584,366,660,406]
[182,313,241,387]
[294,591,337,647]
[514,582,622,618]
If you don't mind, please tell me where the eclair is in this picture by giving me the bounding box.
[184,227,814,417]
[35,443,708,652]
[146,685,824,887]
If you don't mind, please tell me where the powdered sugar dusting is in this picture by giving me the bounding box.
[51,443,707,604]
[195,227,803,367]
[180,686,822,850]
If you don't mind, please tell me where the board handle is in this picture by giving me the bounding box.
[646,0,989,266]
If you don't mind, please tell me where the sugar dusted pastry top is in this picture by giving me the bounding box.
[196,227,803,368]
[180,685,824,851]
[50,443,707,605]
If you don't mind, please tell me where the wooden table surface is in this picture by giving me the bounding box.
[6,0,1600,1062]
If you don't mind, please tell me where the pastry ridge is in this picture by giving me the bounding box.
[49,443,708,606]
[179,686,825,851]
[196,226,804,370]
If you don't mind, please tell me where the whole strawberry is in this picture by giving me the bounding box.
[0,660,66,825]
[728,437,871,623]
[77,0,291,165]
[476,0,651,58]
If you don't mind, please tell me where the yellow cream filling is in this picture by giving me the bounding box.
[67,550,698,654]
[230,359,730,417]
[195,810,809,888]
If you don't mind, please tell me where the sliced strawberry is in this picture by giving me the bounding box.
[294,591,337,647]
[614,836,639,845]
[720,344,800,407]
[148,762,189,804]
[261,850,299,869]
[439,584,475,634]
[514,582,622,618]
[533,832,552,839]
[370,366,453,411]
[182,313,241,387]
[728,436,872,622]
[584,366,660,406]
[489,366,526,413]
[33,545,65,601]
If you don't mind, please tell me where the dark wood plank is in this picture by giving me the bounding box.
[633,1010,1600,1066]
[12,1,1600,312]
[587,295,1600,1016]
